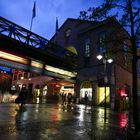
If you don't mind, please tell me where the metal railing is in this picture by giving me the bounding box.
[0,16,76,58]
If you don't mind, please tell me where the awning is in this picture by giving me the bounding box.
[66,46,78,55]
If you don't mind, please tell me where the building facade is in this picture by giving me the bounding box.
[51,17,140,110]
[11,70,75,103]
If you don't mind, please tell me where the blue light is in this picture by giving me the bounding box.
[0,66,13,73]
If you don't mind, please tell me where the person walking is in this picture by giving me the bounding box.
[84,92,88,106]
[19,87,28,107]
[62,93,67,105]
[67,93,72,104]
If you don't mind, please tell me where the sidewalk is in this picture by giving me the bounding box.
[0,102,140,140]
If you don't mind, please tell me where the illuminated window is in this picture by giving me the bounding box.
[98,87,110,105]
[84,38,90,57]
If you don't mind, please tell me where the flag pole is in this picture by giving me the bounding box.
[55,17,59,44]
[56,17,58,33]
[30,16,33,31]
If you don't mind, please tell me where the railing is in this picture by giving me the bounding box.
[0,16,49,48]
[0,16,76,58]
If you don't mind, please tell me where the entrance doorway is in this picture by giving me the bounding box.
[80,81,92,103]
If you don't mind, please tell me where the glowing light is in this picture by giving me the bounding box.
[97,54,103,60]
[78,108,84,121]
[36,97,39,103]
[0,51,29,64]
[55,84,60,88]
[107,58,113,63]
[45,65,77,77]
[119,113,127,128]
[120,89,127,97]
[20,76,24,79]
[98,87,110,104]
[80,88,92,99]
[31,60,43,68]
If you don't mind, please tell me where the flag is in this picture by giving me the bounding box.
[32,1,36,19]
[30,1,36,31]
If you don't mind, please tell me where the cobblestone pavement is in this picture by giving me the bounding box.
[0,102,139,140]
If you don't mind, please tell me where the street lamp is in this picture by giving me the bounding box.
[97,54,113,123]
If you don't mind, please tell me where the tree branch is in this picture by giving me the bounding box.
[135,25,140,37]
[115,4,128,11]
[133,8,140,19]
[134,17,140,25]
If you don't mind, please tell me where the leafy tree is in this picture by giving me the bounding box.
[79,0,140,134]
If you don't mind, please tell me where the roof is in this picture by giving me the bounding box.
[78,16,130,37]
[50,16,130,46]
[50,18,99,40]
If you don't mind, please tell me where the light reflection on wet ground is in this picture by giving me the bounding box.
[0,103,129,140]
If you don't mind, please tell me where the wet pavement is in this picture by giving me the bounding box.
[0,102,139,140]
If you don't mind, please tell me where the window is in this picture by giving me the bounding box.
[123,42,128,67]
[65,29,71,37]
[18,74,22,80]
[13,75,17,80]
[98,32,106,54]
[24,72,28,78]
[84,38,90,57]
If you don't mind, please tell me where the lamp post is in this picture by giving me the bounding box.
[97,54,113,123]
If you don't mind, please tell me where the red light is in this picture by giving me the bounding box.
[119,113,127,128]
[55,84,60,88]
[120,89,127,97]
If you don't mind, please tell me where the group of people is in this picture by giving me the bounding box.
[61,92,73,105]
[15,88,89,108]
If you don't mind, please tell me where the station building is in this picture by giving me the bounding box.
[51,17,140,110]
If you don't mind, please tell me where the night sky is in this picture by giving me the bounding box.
[0,0,102,39]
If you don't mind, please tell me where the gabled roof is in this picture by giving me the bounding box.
[50,16,130,40]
